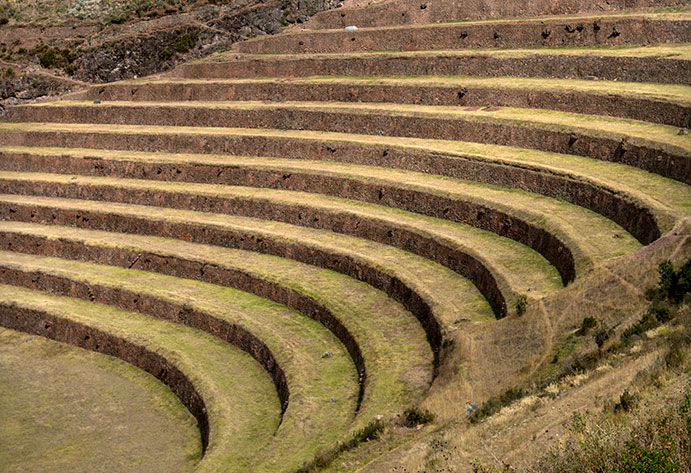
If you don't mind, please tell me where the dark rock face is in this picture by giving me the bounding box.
[76,0,342,83]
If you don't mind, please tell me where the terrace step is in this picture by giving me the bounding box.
[305,0,687,29]
[0,169,643,288]
[237,13,691,54]
[0,251,358,472]
[0,220,434,423]
[0,129,687,242]
[0,284,281,473]
[7,101,689,184]
[0,192,494,343]
[0,166,566,315]
[76,76,691,128]
[173,45,691,84]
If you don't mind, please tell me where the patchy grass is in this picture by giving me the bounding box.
[0,326,201,473]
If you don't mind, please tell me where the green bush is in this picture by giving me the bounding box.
[578,316,597,336]
[656,259,690,304]
[515,295,528,316]
[38,48,76,69]
[403,407,435,427]
[616,441,680,473]
[174,33,195,53]
[469,387,524,424]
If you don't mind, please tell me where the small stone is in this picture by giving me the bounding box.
[583,75,599,81]
[527,286,537,292]
[678,128,689,136]
[329,397,337,403]
[416,424,424,430]
[373,414,383,420]
[454,317,470,324]
[93,99,101,104]
[322,350,333,359]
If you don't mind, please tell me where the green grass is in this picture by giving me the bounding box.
[222,44,691,61]
[0,162,563,301]
[0,326,201,473]
[0,182,498,326]
[134,75,691,105]
[0,284,282,473]
[0,220,435,437]
[0,249,359,471]
[0,148,643,274]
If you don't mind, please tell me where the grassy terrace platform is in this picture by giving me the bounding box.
[0,168,565,310]
[0,132,687,237]
[1,3,689,470]
[76,76,691,127]
[236,11,691,54]
[0,220,434,424]
[175,45,691,84]
[0,284,280,473]
[0,170,639,287]
[0,326,200,473]
[0,251,358,471]
[7,101,688,183]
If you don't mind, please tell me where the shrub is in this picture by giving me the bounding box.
[38,48,76,69]
[616,441,680,473]
[515,295,528,316]
[469,387,524,423]
[614,389,639,413]
[403,407,435,427]
[578,316,597,336]
[655,259,690,304]
[594,327,610,349]
[174,33,195,53]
